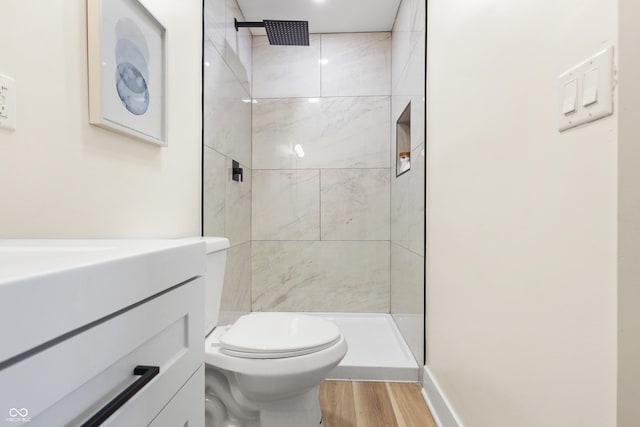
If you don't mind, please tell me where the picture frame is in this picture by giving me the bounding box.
[87,0,167,146]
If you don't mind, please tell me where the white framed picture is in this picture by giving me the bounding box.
[87,0,167,146]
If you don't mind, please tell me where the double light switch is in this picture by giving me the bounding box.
[558,46,613,132]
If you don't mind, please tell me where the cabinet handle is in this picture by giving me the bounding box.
[81,365,160,427]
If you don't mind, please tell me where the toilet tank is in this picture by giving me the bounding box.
[202,237,230,335]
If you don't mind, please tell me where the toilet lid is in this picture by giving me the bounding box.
[219,313,341,358]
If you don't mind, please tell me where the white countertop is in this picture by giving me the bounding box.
[0,239,207,366]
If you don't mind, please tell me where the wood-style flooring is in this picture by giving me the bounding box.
[319,381,437,427]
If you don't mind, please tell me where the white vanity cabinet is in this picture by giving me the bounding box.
[0,239,207,427]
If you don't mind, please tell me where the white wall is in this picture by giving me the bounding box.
[617,0,640,424]
[0,0,202,238]
[426,0,618,425]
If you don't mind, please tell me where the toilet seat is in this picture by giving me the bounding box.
[218,313,341,359]
[205,328,347,378]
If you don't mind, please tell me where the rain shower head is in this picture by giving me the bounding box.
[234,18,309,46]
[264,20,309,46]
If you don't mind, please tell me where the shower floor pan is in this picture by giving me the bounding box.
[305,313,420,382]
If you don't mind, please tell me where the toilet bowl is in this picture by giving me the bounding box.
[200,238,347,427]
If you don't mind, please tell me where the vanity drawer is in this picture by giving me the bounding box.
[147,365,204,427]
[0,277,204,426]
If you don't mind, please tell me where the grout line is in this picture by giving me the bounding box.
[319,33,323,98]
[252,167,392,172]
[389,86,394,313]
[390,243,426,263]
[251,95,391,101]
[251,240,391,243]
[319,168,323,241]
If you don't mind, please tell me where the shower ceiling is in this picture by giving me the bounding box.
[235,0,401,35]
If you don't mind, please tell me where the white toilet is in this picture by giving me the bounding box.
[201,237,348,427]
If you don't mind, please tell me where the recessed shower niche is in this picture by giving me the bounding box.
[396,102,411,177]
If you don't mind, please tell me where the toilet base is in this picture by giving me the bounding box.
[257,386,323,427]
[205,365,324,427]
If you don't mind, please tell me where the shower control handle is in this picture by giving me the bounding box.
[232,160,243,182]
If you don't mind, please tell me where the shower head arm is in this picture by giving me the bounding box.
[234,18,265,31]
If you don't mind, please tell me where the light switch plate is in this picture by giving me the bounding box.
[0,74,16,131]
[558,46,614,132]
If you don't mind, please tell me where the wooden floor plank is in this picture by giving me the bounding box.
[352,382,398,427]
[319,381,357,427]
[386,382,437,427]
[320,380,436,427]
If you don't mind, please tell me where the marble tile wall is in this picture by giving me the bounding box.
[205,0,251,94]
[219,242,251,325]
[252,241,390,312]
[391,243,424,363]
[252,170,320,241]
[390,0,427,364]
[320,169,390,241]
[203,0,252,324]
[252,35,321,98]
[251,32,392,313]
[252,97,390,170]
[204,41,251,167]
[321,32,391,97]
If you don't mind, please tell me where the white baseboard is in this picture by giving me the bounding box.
[421,366,464,427]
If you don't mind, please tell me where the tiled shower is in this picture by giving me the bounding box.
[203,0,425,365]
